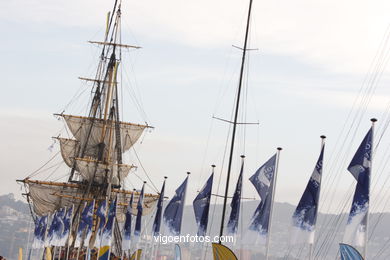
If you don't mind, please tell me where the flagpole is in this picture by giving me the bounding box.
[364,118,376,260]
[265,147,282,260]
[308,135,326,260]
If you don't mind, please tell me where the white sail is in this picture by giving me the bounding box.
[74,157,135,184]
[58,114,149,156]
[27,181,158,218]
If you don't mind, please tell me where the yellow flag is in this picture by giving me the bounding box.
[45,247,52,260]
[212,243,238,260]
[130,249,142,260]
[18,248,23,260]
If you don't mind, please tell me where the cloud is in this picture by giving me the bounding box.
[2,0,389,75]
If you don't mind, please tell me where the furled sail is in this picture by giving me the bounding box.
[58,114,151,157]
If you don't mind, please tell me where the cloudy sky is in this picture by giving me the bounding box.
[1,0,390,215]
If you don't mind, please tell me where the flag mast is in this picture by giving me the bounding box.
[364,118,377,259]
[219,0,254,240]
[309,135,326,260]
[265,147,282,260]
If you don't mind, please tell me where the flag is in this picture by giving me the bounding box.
[344,127,373,247]
[247,154,277,243]
[47,207,66,246]
[94,200,107,248]
[193,173,213,236]
[152,180,166,236]
[32,215,48,249]
[74,200,95,248]
[98,198,117,260]
[212,243,238,260]
[163,176,189,235]
[339,243,364,260]
[134,184,145,237]
[58,205,73,246]
[291,145,324,244]
[122,193,134,251]
[227,163,243,235]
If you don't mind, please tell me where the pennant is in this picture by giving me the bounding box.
[32,215,48,249]
[163,176,189,235]
[152,180,166,236]
[339,243,364,260]
[58,205,73,246]
[74,200,95,248]
[94,200,107,248]
[212,243,238,260]
[291,145,324,244]
[134,184,145,237]
[227,163,243,235]
[344,127,373,247]
[122,193,134,251]
[193,173,213,236]
[247,154,277,243]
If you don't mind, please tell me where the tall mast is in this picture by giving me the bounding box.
[219,0,254,239]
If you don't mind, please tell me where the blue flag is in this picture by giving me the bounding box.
[134,184,145,237]
[74,200,95,248]
[100,198,117,247]
[94,200,107,248]
[248,154,277,243]
[163,176,189,236]
[98,198,117,260]
[339,243,364,260]
[122,193,134,250]
[193,173,213,236]
[344,127,373,247]
[249,154,277,200]
[227,163,243,235]
[291,145,324,244]
[58,205,73,246]
[32,215,48,249]
[47,207,66,246]
[152,180,166,236]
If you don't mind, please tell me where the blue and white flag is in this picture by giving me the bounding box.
[47,207,66,246]
[344,127,373,247]
[122,193,134,251]
[32,215,49,249]
[247,154,277,243]
[100,198,117,247]
[94,200,107,248]
[163,176,189,236]
[58,205,73,246]
[227,163,243,235]
[291,145,324,244]
[134,184,145,238]
[152,180,166,237]
[74,200,95,248]
[249,154,277,200]
[193,173,213,236]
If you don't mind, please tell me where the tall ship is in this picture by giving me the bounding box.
[17,1,160,258]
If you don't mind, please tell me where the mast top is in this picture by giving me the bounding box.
[371,118,377,123]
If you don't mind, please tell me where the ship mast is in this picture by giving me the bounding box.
[219,0,254,239]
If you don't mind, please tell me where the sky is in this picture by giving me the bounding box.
[0,0,390,215]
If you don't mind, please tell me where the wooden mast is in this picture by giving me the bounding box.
[219,0,254,240]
